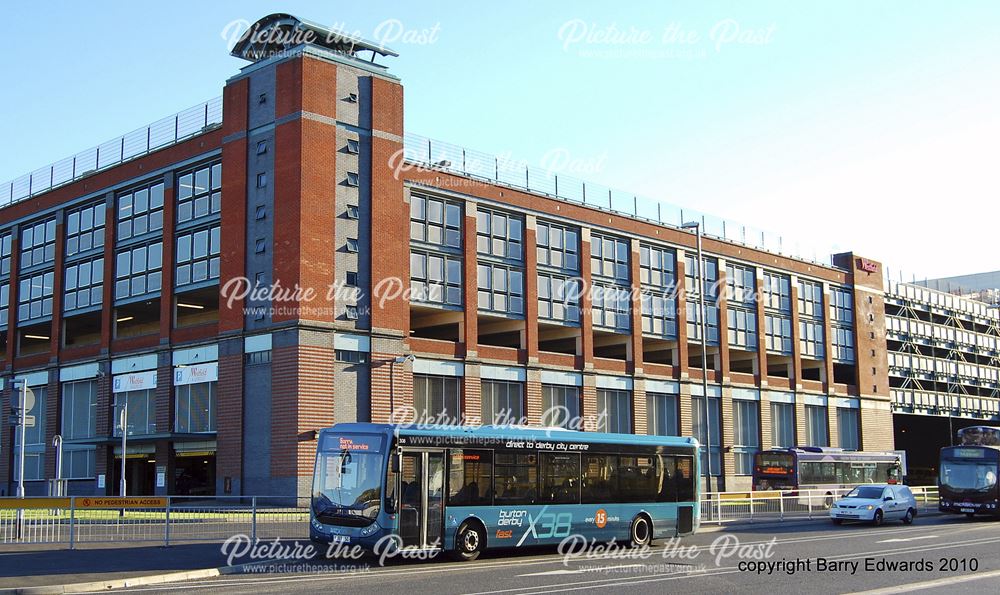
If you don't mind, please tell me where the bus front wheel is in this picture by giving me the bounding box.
[630,515,653,547]
[452,521,485,561]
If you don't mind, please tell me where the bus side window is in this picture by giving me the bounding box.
[668,455,695,503]
[448,449,493,506]
[494,453,537,505]
[581,454,616,504]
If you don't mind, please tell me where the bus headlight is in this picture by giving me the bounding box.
[360,522,380,536]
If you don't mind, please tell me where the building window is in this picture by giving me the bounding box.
[686,300,720,345]
[19,217,57,269]
[536,221,579,271]
[0,282,9,328]
[762,272,791,312]
[477,209,523,261]
[64,446,96,480]
[640,244,676,290]
[541,384,580,429]
[481,380,524,425]
[63,380,98,440]
[14,385,46,481]
[114,390,157,436]
[410,250,462,307]
[346,238,360,253]
[646,392,678,436]
[175,382,217,433]
[65,202,106,256]
[410,194,461,248]
[829,287,853,323]
[684,254,718,297]
[537,273,579,323]
[256,172,267,188]
[114,241,163,301]
[346,204,360,219]
[1,232,11,276]
[245,350,271,365]
[255,205,266,220]
[255,238,266,254]
[831,325,855,362]
[805,404,829,447]
[346,138,360,154]
[17,271,54,321]
[177,163,222,224]
[346,271,358,286]
[346,172,360,187]
[596,388,631,434]
[726,263,756,305]
[838,408,860,450]
[727,307,758,350]
[413,374,461,424]
[116,182,164,243]
[800,320,825,358]
[335,349,368,363]
[592,283,631,331]
[640,291,677,338]
[692,394,722,475]
[798,280,823,318]
[64,259,104,312]
[764,313,793,354]
[256,140,267,155]
[733,400,760,475]
[770,401,795,448]
[175,226,220,288]
[477,263,524,315]
[591,234,629,282]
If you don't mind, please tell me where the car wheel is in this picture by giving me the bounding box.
[902,509,914,525]
[630,515,653,547]
[452,521,485,561]
[872,509,884,526]
[831,518,843,525]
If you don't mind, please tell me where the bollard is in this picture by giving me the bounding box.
[779,492,784,521]
[749,493,754,520]
[251,496,258,542]
[69,497,76,550]
[164,498,171,547]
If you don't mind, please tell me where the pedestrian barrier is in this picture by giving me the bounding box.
[0,496,310,547]
[699,485,940,524]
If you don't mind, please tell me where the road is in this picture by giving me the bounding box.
[112,515,1000,595]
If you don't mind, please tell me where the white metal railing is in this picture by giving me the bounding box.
[402,133,838,268]
[699,485,940,524]
[0,495,308,547]
[0,97,223,208]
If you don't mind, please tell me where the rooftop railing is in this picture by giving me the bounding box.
[0,96,223,208]
[402,132,839,268]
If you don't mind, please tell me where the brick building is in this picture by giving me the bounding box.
[0,14,893,497]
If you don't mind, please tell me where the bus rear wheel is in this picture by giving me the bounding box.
[452,521,485,561]
[630,515,652,547]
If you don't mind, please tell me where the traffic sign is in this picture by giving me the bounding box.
[23,415,35,428]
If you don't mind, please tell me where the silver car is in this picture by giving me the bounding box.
[830,484,917,526]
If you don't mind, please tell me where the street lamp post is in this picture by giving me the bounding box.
[682,221,713,487]
[15,380,27,499]
[118,400,128,497]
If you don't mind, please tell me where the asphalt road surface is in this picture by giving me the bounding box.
[112,515,1000,595]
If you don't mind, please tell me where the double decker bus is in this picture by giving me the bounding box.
[310,423,700,560]
[752,447,903,506]
[939,426,1000,518]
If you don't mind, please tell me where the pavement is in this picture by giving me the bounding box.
[4,511,1000,594]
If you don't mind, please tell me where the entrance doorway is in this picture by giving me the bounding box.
[110,456,156,495]
[174,454,216,496]
[398,450,444,548]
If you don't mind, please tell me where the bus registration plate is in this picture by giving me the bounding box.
[961,508,975,513]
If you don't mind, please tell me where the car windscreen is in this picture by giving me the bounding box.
[846,486,884,499]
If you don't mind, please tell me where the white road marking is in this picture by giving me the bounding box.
[843,569,1000,595]
[876,535,937,543]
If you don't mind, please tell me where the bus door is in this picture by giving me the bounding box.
[398,449,445,549]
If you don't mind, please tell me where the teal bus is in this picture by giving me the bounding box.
[310,423,700,560]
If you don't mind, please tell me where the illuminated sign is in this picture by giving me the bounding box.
[323,434,382,453]
[857,258,879,273]
[952,448,987,458]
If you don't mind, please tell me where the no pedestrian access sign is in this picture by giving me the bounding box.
[77,497,168,508]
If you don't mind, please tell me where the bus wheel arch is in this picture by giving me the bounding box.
[452,518,487,561]
[630,513,653,547]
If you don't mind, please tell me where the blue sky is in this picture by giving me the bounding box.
[2,1,998,281]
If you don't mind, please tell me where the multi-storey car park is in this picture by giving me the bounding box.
[886,279,1000,484]
[0,14,892,498]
